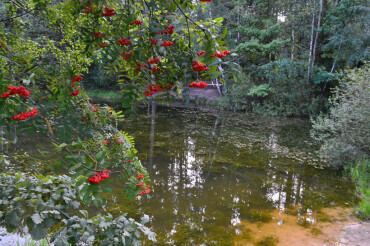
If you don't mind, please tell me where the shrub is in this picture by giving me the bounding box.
[311,64,370,167]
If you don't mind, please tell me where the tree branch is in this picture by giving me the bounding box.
[172,0,211,37]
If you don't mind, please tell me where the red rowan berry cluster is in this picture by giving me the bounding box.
[135,64,148,71]
[1,86,32,99]
[98,140,108,145]
[143,83,172,97]
[72,76,83,82]
[161,41,173,47]
[105,107,115,119]
[90,104,99,112]
[121,51,133,56]
[83,3,93,14]
[151,66,164,73]
[189,81,207,88]
[88,169,111,184]
[136,174,151,194]
[72,76,82,87]
[137,174,145,179]
[156,25,175,35]
[193,60,210,71]
[93,32,104,37]
[211,50,231,58]
[11,107,37,120]
[140,188,151,195]
[130,20,143,25]
[199,0,212,2]
[164,25,175,35]
[144,84,163,97]
[122,160,132,164]
[146,57,162,64]
[70,89,80,96]
[121,51,133,60]
[150,38,159,46]
[101,7,116,16]
[118,38,131,46]
[197,51,206,56]
[99,42,108,48]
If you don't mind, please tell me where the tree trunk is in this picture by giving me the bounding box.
[307,0,316,83]
[291,0,296,61]
[312,0,323,68]
[237,1,240,41]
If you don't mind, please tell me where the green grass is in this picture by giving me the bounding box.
[86,89,121,99]
[350,158,370,219]
[18,237,49,246]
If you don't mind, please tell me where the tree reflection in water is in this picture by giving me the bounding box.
[118,106,355,244]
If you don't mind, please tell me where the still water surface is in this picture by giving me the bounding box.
[112,104,356,245]
[2,103,356,245]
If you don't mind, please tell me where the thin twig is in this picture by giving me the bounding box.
[0,10,34,23]
[172,0,211,37]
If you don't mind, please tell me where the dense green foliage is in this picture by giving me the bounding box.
[311,64,370,218]
[210,0,369,116]
[0,172,155,245]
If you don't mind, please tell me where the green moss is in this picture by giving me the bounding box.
[240,209,273,223]
[255,236,279,246]
[235,227,253,241]
[310,227,323,235]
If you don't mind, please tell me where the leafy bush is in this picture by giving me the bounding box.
[216,71,253,111]
[247,84,274,97]
[311,64,369,218]
[311,64,370,167]
[256,59,324,116]
[0,173,156,245]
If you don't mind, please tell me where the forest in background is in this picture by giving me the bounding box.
[86,0,369,116]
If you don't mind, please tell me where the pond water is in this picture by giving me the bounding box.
[1,103,357,245]
[112,103,356,245]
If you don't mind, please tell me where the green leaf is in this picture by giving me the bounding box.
[69,162,82,172]
[29,223,48,241]
[72,170,84,180]
[223,26,227,39]
[31,213,43,224]
[95,151,105,163]
[75,177,87,187]
[93,199,99,207]
[57,159,68,169]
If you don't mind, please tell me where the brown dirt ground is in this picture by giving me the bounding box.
[234,207,370,246]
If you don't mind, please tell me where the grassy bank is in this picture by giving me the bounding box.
[86,89,121,99]
[350,159,370,219]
